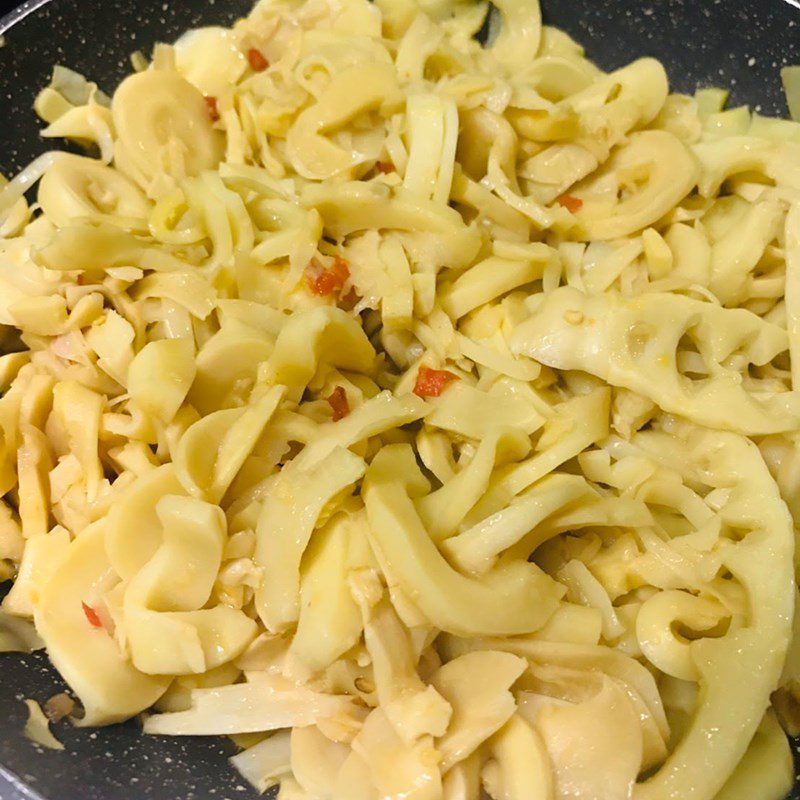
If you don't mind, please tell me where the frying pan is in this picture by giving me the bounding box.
[0,0,799,798]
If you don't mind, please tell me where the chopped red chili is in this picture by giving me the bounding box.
[81,602,103,629]
[556,194,584,213]
[413,367,460,398]
[247,48,269,72]
[327,386,350,421]
[204,95,220,122]
[306,257,350,296]
[376,161,394,174]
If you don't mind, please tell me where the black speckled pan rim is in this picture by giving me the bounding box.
[0,0,53,34]
[0,762,46,800]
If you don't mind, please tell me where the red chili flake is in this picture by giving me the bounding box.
[556,194,584,213]
[306,257,350,296]
[413,367,460,398]
[204,96,220,122]
[81,602,103,629]
[376,161,394,174]
[247,48,269,72]
[327,386,350,421]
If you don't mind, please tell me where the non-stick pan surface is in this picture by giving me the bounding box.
[0,1,799,798]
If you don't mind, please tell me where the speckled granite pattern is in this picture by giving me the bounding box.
[0,652,260,800]
[0,1,799,799]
